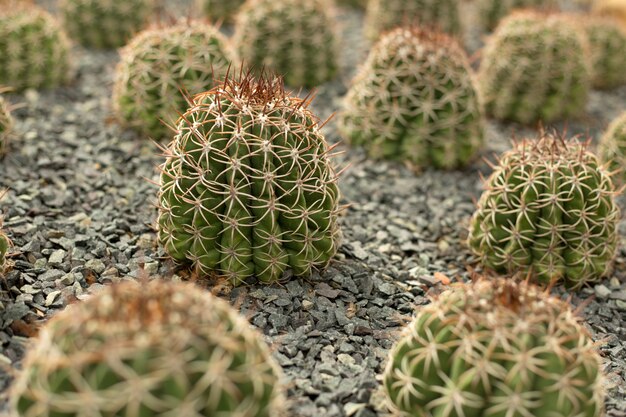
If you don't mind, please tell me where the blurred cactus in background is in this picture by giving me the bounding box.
[476,0,560,31]
[582,16,626,89]
[195,0,245,23]
[598,111,626,185]
[0,94,13,156]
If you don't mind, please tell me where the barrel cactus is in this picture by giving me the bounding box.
[583,16,626,89]
[0,2,72,91]
[479,11,590,124]
[364,0,461,39]
[113,20,238,139]
[59,0,154,49]
[195,0,245,23]
[0,94,13,155]
[468,133,620,288]
[157,74,341,285]
[598,111,626,184]
[384,277,605,417]
[11,279,283,417]
[476,0,560,31]
[233,0,339,88]
[339,28,484,170]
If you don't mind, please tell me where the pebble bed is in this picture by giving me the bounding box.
[0,2,625,416]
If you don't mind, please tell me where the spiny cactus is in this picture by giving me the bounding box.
[582,16,626,89]
[364,0,462,40]
[0,2,72,91]
[59,0,154,49]
[233,0,339,88]
[384,277,605,417]
[0,94,13,155]
[113,20,238,139]
[468,133,620,288]
[11,279,283,417]
[339,28,484,170]
[195,0,245,23]
[479,11,590,124]
[598,111,626,184]
[476,0,560,31]
[157,73,341,286]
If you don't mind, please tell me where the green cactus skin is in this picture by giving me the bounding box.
[0,95,13,156]
[477,0,560,31]
[468,133,620,288]
[384,278,605,417]
[339,28,484,170]
[59,0,154,49]
[598,111,626,184]
[233,0,339,89]
[113,20,238,139]
[0,3,72,91]
[365,0,462,40]
[583,16,626,89]
[157,74,341,286]
[479,11,590,124]
[195,0,245,23]
[11,279,284,417]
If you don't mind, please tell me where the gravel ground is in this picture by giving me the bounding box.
[0,2,625,417]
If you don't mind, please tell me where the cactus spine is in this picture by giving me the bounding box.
[476,0,560,31]
[157,73,341,285]
[582,16,626,89]
[598,111,626,184]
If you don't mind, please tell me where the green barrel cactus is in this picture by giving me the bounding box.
[59,0,154,49]
[0,2,72,91]
[468,133,620,288]
[0,94,13,155]
[479,11,590,124]
[233,0,339,88]
[384,277,605,417]
[11,279,284,417]
[598,111,626,184]
[157,74,341,285]
[339,28,484,170]
[364,0,461,40]
[476,0,560,31]
[113,20,238,139]
[583,16,626,89]
[195,0,245,23]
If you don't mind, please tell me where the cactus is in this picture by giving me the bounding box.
[337,0,366,9]
[113,20,238,139]
[0,94,13,155]
[468,132,620,288]
[0,226,9,268]
[0,2,72,91]
[11,279,283,417]
[195,0,245,23]
[479,11,590,124]
[476,0,560,31]
[582,16,626,89]
[384,277,605,417]
[598,111,626,184]
[364,0,462,39]
[339,28,484,170]
[157,73,341,286]
[233,0,339,88]
[59,0,154,49]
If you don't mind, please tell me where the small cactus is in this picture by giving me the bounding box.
[11,279,283,417]
[59,0,154,49]
[384,277,605,417]
[468,132,620,288]
[598,111,626,184]
[479,11,590,124]
[233,0,339,88]
[113,20,238,139]
[339,28,484,170]
[195,0,245,23]
[364,0,462,39]
[476,0,560,31]
[0,94,13,155]
[157,73,341,285]
[0,2,72,91]
[582,16,626,89]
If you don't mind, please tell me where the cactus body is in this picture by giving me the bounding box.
[59,0,153,49]
[113,20,238,139]
[195,0,245,23]
[157,74,341,285]
[11,279,283,417]
[339,28,484,170]
[477,0,560,31]
[0,95,13,155]
[0,228,9,268]
[0,3,72,91]
[384,278,605,417]
[468,133,619,288]
[479,12,589,124]
[598,111,626,184]
[583,16,626,89]
[364,0,461,39]
[234,0,339,88]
